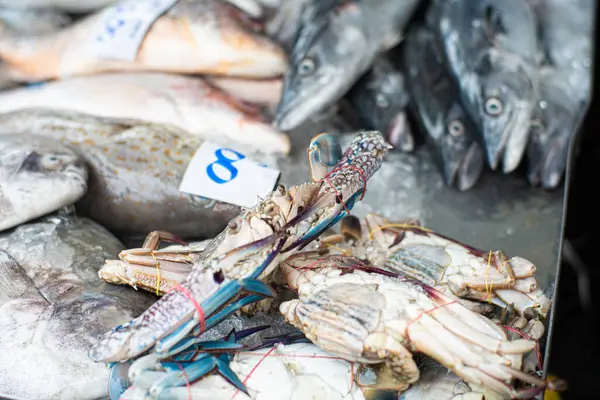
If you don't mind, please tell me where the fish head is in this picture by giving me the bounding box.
[476,54,536,170]
[429,102,482,190]
[527,79,579,189]
[275,3,369,131]
[0,135,88,230]
[356,68,413,152]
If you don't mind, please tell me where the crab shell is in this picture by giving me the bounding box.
[314,213,552,319]
[279,253,547,399]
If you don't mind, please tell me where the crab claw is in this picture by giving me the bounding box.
[307,132,343,182]
[122,326,268,399]
[283,131,391,253]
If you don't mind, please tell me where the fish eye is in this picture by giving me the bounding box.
[375,93,388,108]
[484,97,503,116]
[448,120,465,137]
[297,58,315,76]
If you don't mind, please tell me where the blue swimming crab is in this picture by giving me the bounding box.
[279,252,556,399]
[88,131,391,396]
[310,213,552,322]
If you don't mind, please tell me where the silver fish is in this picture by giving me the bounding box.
[345,53,414,152]
[526,0,594,189]
[274,0,421,131]
[0,109,244,238]
[404,25,484,191]
[526,69,580,189]
[0,133,88,232]
[0,214,155,400]
[432,0,539,173]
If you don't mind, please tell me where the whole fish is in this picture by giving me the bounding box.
[0,73,290,155]
[274,0,421,131]
[0,0,287,82]
[525,0,594,189]
[0,133,88,232]
[345,53,414,152]
[403,25,484,191]
[432,0,539,173]
[0,0,115,13]
[0,109,246,238]
[0,214,155,400]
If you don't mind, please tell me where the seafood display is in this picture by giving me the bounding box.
[0,0,587,399]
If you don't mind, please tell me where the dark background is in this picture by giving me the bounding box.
[546,6,600,397]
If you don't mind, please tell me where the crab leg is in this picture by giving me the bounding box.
[88,233,285,363]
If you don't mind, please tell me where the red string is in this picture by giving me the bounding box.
[322,164,369,212]
[404,300,458,345]
[323,176,351,214]
[231,347,276,399]
[503,325,543,369]
[168,285,206,335]
[174,361,192,400]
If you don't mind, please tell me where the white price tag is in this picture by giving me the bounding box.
[179,141,281,209]
[90,0,178,61]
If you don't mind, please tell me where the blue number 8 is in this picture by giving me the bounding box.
[206,148,246,184]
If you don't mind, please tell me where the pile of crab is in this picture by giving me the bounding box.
[91,131,561,400]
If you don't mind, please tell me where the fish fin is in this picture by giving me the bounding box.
[0,250,48,304]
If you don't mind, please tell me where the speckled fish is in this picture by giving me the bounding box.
[526,0,594,189]
[0,214,155,400]
[0,0,115,13]
[403,25,484,191]
[0,109,246,238]
[0,0,287,82]
[274,0,421,131]
[345,53,414,153]
[0,133,88,232]
[0,73,290,155]
[432,0,539,173]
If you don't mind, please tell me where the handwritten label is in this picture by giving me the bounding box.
[179,141,280,209]
[90,0,178,61]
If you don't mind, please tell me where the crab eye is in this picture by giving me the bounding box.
[213,270,224,283]
[375,93,388,108]
[297,58,315,76]
[484,97,503,116]
[448,120,465,137]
